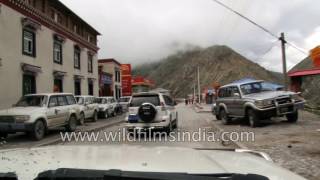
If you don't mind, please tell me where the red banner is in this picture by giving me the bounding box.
[121,64,132,96]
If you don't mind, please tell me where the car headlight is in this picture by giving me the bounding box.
[14,115,30,122]
[255,100,273,108]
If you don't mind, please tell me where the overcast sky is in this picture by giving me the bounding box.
[61,0,320,72]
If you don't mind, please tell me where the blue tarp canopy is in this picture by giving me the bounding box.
[232,78,284,91]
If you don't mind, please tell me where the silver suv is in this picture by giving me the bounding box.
[125,92,178,133]
[214,80,305,127]
[75,96,99,124]
[0,93,79,140]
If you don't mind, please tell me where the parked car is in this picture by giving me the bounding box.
[75,96,98,124]
[0,93,79,140]
[125,92,178,133]
[214,80,305,127]
[119,96,132,112]
[96,96,117,118]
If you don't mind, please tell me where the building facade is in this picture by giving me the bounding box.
[98,59,122,99]
[0,0,100,109]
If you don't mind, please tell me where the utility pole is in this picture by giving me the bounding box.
[197,66,201,104]
[193,83,196,102]
[280,32,288,90]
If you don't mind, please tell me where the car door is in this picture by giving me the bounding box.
[87,97,95,117]
[56,96,69,124]
[222,87,235,115]
[231,86,243,116]
[47,96,64,126]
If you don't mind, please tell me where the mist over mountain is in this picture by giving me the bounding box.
[133,45,282,97]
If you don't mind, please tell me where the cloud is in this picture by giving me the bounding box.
[60,0,319,72]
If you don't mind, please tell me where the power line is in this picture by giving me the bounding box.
[255,40,279,61]
[211,0,308,56]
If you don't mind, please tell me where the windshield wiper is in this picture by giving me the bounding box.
[35,168,269,180]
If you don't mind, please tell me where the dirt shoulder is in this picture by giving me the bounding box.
[209,110,320,180]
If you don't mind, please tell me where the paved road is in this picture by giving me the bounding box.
[63,104,237,149]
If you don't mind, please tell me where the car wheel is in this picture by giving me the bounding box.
[31,120,46,141]
[173,113,178,129]
[215,114,221,120]
[166,120,173,134]
[286,110,298,123]
[78,112,85,125]
[104,110,109,119]
[66,115,77,132]
[92,111,98,122]
[220,109,231,125]
[0,132,8,139]
[247,109,260,128]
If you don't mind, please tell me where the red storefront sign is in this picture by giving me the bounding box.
[121,64,132,96]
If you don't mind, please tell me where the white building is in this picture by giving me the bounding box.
[0,0,100,109]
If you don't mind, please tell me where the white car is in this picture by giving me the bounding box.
[125,92,178,132]
[0,93,79,140]
[96,96,117,119]
[0,145,307,180]
[75,96,99,124]
[119,96,132,112]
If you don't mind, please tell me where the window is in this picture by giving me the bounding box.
[74,46,81,69]
[130,95,160,107]
[54,79,63,92]
[57,96,68,106]
[23,74,36,95]
[74,80,81,95]
[53,40,63,64]
[163,95,173,106]
[48,96,58,107]
[66,95,76,105]
[88,54,93,73]
[88,81,94,96]
[23,29,36,57]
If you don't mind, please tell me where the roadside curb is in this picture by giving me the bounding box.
[34,119,123,147]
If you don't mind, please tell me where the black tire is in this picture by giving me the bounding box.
[286,111,298,123]
[215,114,221,120]
[0,132,8,139]
[173,113,178,129]
[78,112,85,125]
[247,109,260,128]
[220,109,231,125]
[138,103,157,123]
[92,111,98,122]
[30,120,46,140]
[66,115,77,132]
[166,120,173,134]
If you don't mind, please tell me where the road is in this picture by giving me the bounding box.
[62,104,236,149]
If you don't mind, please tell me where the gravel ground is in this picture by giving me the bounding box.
[208,110,320,180]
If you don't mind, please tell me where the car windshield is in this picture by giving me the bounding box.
[130,95,160,106]
[96,98,107,104]
[119,97,130,102]
[0,1,316,179]
[76,97,84,104]
[15,96,47,107]
[240,82,270,95]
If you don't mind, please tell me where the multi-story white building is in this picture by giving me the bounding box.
[0,0,100,109]
[98,59,122,100]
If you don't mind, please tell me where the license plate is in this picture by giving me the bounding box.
[128,115,139,123]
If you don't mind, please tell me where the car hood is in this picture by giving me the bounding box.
[243,91,295,100]
[0,107,42,116]
[0,145,305,180]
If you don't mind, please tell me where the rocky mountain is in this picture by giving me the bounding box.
[291,57,320,108]
[132,45,282,97]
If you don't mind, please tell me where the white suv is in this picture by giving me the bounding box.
[96,97,117,119]
[125,92,178,132]
[119,96,132,112]
[0,93,79,140]
[75,96,99,124]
